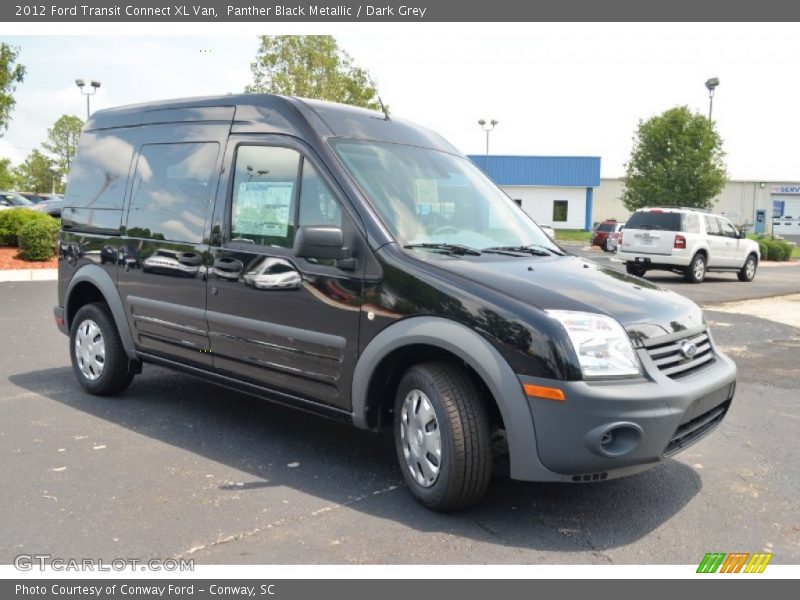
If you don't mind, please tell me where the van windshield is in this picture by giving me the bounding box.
[332,140,559,252]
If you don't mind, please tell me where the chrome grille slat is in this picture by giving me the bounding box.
[645,330,715,379]
[648,333,709,358]
[653,342,711,367]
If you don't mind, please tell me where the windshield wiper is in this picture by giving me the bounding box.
[484,244,564,256]
[404,242,482,256]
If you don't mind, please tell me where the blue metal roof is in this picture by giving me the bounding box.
[468,155,601,187]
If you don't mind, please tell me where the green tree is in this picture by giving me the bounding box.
[0,157,15,189]
[42,114,83,178]
[622,106,727,211]
[14,149,56,193]
[246,35,381,110]
[0,43,26,136]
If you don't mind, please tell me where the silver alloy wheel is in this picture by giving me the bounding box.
[694,257,705,280]
[745,257,756,279]
[74,319,106,381]
[400,389,442,487]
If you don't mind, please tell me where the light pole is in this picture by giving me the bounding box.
[705,77,719,121]
[75,79,101,120]
[478,118,498,172]
[49,167,58,194]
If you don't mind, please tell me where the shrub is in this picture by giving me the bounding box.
[17,217,60,261]
[0,209,51,246]
[762,239,790,262]
[758,239,769,260]
[774,239,792,261]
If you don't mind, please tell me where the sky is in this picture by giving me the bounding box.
[1,23,799,181]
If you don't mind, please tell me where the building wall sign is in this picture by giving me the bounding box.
[770,185,800,195]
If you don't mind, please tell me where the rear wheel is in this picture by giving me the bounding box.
[69,302,135,395]
[684,253,706,283]
[625,262,646,277]
[394,362,492,511]
[738,254,757,282]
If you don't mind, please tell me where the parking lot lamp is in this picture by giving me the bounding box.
[76,79,101,120]
[478,118,498,174]
[705,77,719,120]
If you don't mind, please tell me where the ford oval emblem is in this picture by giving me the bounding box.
[680,341,698,359]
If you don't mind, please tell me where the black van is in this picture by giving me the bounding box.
[55,95,737,510]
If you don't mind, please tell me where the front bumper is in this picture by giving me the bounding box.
[518,349,737,481]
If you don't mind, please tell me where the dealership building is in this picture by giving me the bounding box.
[469,155,601,231]
[472,155,800,236]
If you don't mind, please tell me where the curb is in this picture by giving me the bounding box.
[0,268,58,282]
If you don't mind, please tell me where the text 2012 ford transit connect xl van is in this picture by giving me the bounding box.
[55,95,737,510]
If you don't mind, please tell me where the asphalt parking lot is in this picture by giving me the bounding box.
[1,276,799,565]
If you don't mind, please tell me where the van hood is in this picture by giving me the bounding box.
[427,253,705,346]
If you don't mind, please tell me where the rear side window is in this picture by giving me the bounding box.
[126,142,220,243]
[683,213,701,234]
[66,128,139,209]
[704,215,721,235]
[625,211,681,231]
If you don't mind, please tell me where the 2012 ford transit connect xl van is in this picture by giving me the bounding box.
[55,95,737,510]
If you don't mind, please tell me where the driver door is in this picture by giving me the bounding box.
[206,137,365,411]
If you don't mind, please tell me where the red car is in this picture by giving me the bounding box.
[591,220,625,251]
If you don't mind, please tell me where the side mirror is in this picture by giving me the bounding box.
[737,229,747,239]
[294,226,348,260]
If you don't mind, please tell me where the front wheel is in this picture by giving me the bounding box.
[738,254,758,282]
[684,253,706,283]
[394,362,492,511]
[69,302,135,395]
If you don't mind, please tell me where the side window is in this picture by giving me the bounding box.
[298,161,342,228]
[127,142,219,243]
[683,213,701,234]
[66,128,139,209]
[719,218,738,238]
[704,215,721,236]
[230,146,301,248]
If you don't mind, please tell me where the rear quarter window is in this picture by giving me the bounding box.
[683,213,701,233]
[65,128,139,209]
[625,211,682,231]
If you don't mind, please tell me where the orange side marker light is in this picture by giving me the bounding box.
[523,384,565,401]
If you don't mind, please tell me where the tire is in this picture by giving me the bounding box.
[737,254,758,282]
[684,253,706,283]
[69,302,135,395]
[393,362,492,511]
[603,240,611,252]
[625,262,646,277]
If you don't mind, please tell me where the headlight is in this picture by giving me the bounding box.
[548,310,641,378]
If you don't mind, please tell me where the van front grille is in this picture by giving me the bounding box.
[645,330,715,379]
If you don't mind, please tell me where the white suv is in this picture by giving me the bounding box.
[617,207,760,283]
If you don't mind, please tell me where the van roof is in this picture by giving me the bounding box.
[85,93,460,155]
